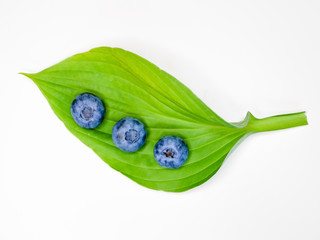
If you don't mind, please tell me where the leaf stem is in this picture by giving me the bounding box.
[246,111,308,132]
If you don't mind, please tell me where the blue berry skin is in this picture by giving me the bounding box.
[70,93,105,129]
[154,136,189,169]
[112,117,147,152]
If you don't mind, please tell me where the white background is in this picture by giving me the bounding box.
[0,0,319,239]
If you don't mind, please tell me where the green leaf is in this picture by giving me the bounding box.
[21,47,308,192]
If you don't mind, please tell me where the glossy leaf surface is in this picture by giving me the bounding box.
[22,47,308,192]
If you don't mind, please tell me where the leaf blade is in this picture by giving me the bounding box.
[22,47,307,192]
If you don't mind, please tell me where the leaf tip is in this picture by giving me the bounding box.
[19,72,39,83]
[19,72,33,78]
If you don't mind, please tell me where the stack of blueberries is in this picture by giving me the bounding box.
[71,93,189,169]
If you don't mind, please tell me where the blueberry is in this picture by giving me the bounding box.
[112,117,147,152]
[70,93,105,129]
[154,136,189,169]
